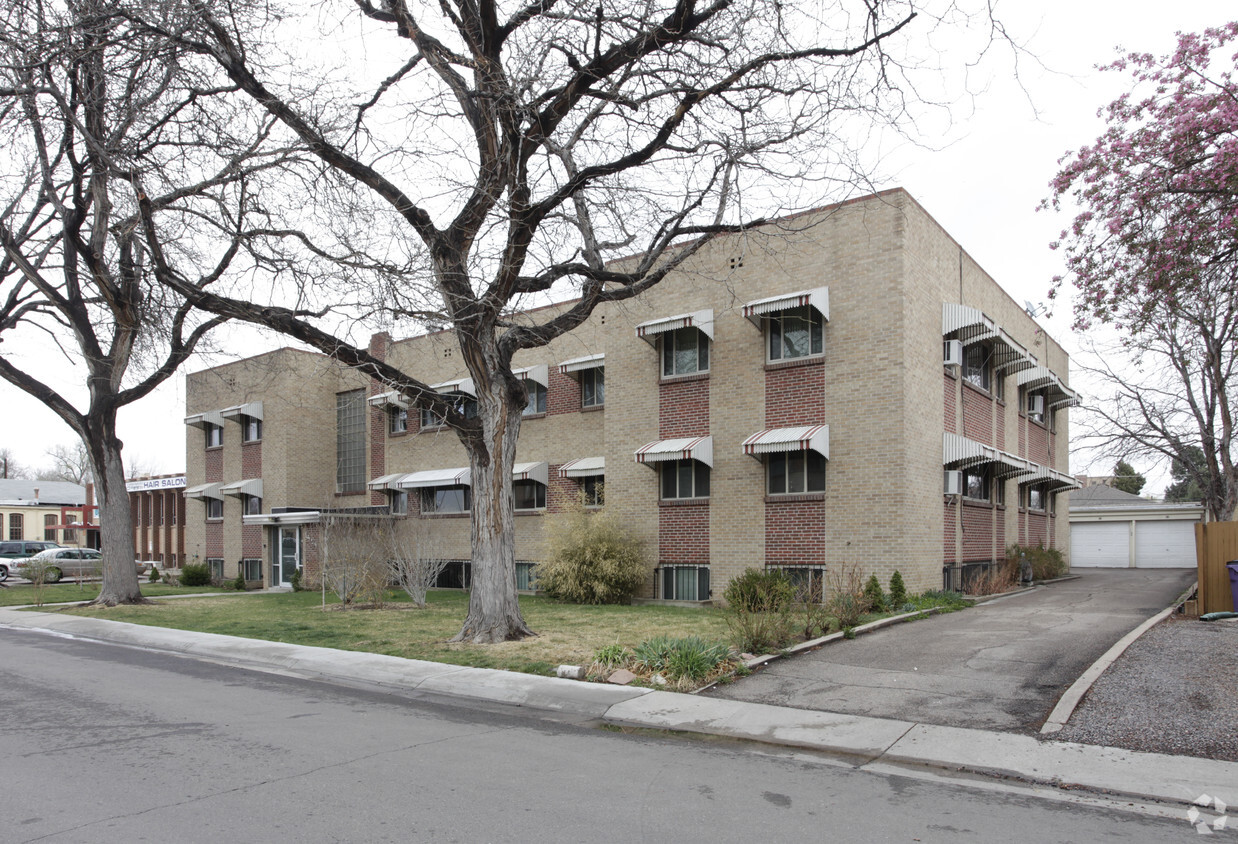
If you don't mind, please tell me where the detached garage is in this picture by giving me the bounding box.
[1070,485,1203,569]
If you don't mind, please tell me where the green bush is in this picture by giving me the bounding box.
[537,506,647,604]
[723,567,796,653]
[149,566,160,584]
[290,568,304,592]
[592,643,632,669]
[232,573,246,591]
[888,571,907,609]
[1006,544,1066,581]
[632,635,731,689]
[863,575,886,612]
[180,562,212,587]
[825,563,871,629]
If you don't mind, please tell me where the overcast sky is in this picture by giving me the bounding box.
[1,1,1232,493]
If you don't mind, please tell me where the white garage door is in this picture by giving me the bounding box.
[1072,522,1131,568]
[1134,521,1197,568]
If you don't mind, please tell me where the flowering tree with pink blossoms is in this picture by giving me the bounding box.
[1047,24,1238,520]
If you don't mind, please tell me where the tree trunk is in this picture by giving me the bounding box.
[449,374,533,643]
[87,425,145,606]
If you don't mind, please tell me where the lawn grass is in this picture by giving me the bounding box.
[0,581,221,607]
[56,589,733,675]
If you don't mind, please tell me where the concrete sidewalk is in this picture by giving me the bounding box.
[2,605,1234,811]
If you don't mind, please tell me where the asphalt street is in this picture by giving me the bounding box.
[706,568,1197,731]
[0,628,1195,843]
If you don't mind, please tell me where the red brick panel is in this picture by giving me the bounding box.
[766,364,824,427]
[241,442,262,479]
[659,378,710,439]
[944,503,956,564]
[205,448,223,483]
[1027,423,1051,466]
[546,466,580,514]
[766,500,825,565]
[944,374,956,432]
[961,388,994,445]
[205,520,223,557]
[241,523,262,558]
[547,368,581,415]
[961,503,994,561]
[658,504,709,564]
[996,413,1005,450]
[1026,512,1048,547]
[369,402,386,505]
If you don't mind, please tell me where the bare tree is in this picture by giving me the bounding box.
[318,511,393,609]
[39,442,93,485]
[132,0,1006,641]
[0,1,301,603]
[0,447,30,479]
[388,519,449,609]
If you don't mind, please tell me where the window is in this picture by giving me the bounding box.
[421,395,477,429]
[205,422,223,448]
[390,490,408,515]
[581,476,604,507]
[662,327,710,377]
[170,498,178,525]
[512,480,546,511]
[1027,485,1045,512]
[774,566,825,603]
[581,367,604,407]
[962,467,990,502]
[389,406,408,434]
[206,558,224,582]
[963,343,990,391]
[1026,389,1045,424]
[242,416,262,443]
[8,513,22,540]
[336,389,367,494]
[206,498,223,520]
[523,381,547,416]
[244,495,262,516]
[767,451,826,495]
[767,306,823,361]
[661,565,710,601]
[243,558,262,581]
[421,486,471,514]
[661,459,710,500]
[516,562,537,592]
[44,514,57,542]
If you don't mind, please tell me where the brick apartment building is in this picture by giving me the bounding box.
[182,189,1076,598]
[126,474,187,568]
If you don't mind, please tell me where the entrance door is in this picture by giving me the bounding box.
[272,526,301,586]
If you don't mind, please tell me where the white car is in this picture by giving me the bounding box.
[16,548,105,583]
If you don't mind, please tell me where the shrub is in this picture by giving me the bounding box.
[723,567,796,653]
[888,571,907,609]
[537,505,647,604]
[1006,544,1066,581]
[632,635,731,689]
[180,562,212,587]
[825,562,871,629]
[290,568,304,592]
[592,644,632,670]
[149,566,160,584]
[863,575,886,612]
[232,573,246,591]
[963,564,1016,596]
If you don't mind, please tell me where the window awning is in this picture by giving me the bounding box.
[219,478,263,499]
[558,456,605,478]
[743,287,829,327]
[513,364,549,388]
[1017,366,1079,409]
[397,467,472,488]
[558,353,604,375]
[244,510,321,526]
[634,436,713,467]
[431,377,476,397]
[942,433,1034,477]
[742,425,829,460]
[368,391,408,410]
[1019,466,1081,491]
[635,309,715,345]
[368,473,408,491]
[184,482,224,501]
[941,305,1037,374]
[221,401,263,421]
[513,462,549,486]
[184,410,224,429]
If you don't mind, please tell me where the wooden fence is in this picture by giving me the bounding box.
[1195,521,1238,614]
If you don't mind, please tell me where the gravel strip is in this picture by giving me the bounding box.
[1050,615,1238,761]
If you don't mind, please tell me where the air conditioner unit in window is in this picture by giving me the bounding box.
[943,339,963,368]
[943,469,963,496]
[1028,394,1045,416]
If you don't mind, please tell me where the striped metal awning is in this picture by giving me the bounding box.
[1017,366,1079,409]
[367,473,409,491]
[397,467,472,489]
[513,364,549,388]
[634,436,713,467]
[635,309,715,345]
[742,425,829,460]
[743,287,829,327]
[219,478,263,499]
[184,482,224,501]
[558,456,605,478]
[184,410,225,429]
[558,353,605,375]
[1018,466,1081,491]
[430,377,476,397]
[941,305,1037,374]
[513,462,549,486]
[368,391,408,409]
[221,401,263,421]
[942,433,1034,477]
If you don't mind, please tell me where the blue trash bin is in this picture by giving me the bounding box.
[1228,562,1238,611]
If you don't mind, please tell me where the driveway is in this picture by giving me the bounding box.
[705,568,1196,733]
